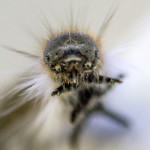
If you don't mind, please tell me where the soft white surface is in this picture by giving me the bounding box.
[0,0,150,150]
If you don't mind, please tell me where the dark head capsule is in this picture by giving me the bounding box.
[43,32,100,81]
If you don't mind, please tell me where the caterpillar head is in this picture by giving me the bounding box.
[43,32,101,82]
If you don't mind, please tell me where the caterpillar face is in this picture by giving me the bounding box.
[44,32,100,82]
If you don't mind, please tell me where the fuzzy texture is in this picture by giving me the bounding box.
[0,0,141,150]
[0,59,72,150]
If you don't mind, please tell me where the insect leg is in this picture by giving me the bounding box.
[70,109,91,148]
[70,87,95,123]
[51,83,80,96]
[93,102,129,127]
[71,73,124,123]
[70,84,114,123]
[84,73,122,85]
[70,101,129,148]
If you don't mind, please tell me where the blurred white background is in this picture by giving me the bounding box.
[0,0,150,150]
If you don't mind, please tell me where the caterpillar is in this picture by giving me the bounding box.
[0,0,148,150]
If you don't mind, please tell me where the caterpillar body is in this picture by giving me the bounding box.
[0,0,132,150]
